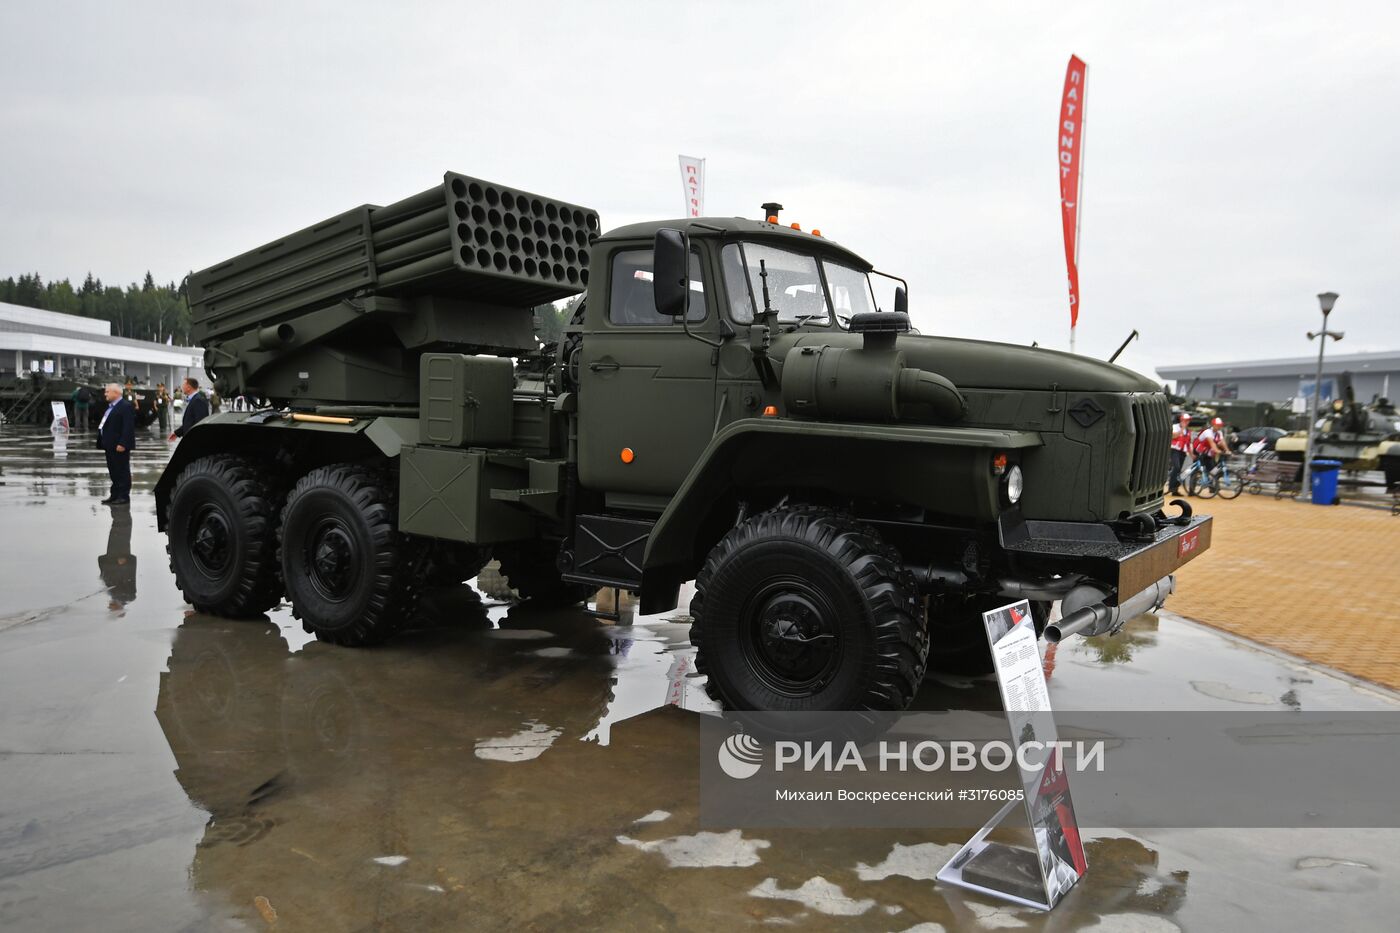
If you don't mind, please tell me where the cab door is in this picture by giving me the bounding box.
[577,243,717,497]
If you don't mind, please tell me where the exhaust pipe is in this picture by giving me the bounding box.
[256,322,296,349]
[1045,574,1175,643]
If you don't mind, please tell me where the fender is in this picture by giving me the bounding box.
[153,412,417,530]
[643,418,1042,574]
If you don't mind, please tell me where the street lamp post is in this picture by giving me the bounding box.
[1300,291,1343,496]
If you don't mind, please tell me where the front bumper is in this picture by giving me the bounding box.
[998,509,1212,598]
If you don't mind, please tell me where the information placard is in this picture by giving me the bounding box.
[937,599,1086,910]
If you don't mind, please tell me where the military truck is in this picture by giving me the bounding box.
[155,171,1211,713]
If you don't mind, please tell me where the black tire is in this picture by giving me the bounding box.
[1217,471,1244,499]
[167,455,285,618]
[279,464,417,646]
[690,506,928,712]
[1189,470,1216,499]
[496,541,594,608]
[926,596,1050,676]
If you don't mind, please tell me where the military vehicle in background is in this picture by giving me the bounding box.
[1209,399,1295,432]
[0,372,106,427]
[0,368,168,430]
[154,171,1210,713]
[1274,376,1400,487]
[1165,390,1298,433]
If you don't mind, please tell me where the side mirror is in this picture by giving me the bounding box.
[893,285,908,316]
[653,228,690,319]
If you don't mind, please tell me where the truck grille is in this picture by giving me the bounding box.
[1128,395,1171,506]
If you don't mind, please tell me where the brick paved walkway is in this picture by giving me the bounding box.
[1170,491,1400,690]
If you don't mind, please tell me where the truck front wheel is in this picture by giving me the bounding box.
[691,507,928,712]
[279,464,416,646]
[167,455,285,618]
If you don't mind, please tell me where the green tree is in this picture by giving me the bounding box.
[533,295,581,345]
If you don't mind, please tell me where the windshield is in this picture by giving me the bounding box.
[721,242,876,327]
[821,259,879,324]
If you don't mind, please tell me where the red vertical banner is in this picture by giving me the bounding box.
[1058,55,1087,344]
[678,155,706,217]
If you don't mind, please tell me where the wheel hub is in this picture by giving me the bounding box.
[746,588,839,696]
[190,507,232,575]
[308,522,357,600]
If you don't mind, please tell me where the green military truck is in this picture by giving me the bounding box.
[155,171,1211,713]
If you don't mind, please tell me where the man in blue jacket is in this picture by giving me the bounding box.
[170,377,210,440]
[97,382,136,505]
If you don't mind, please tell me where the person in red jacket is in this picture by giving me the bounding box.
[1194,417,1230,479]
[1169,412,1194,496]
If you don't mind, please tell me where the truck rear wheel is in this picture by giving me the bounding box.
[690,507,928,712]
[279,464,416,646]
[496,541,594,608]
[167,455,285,618]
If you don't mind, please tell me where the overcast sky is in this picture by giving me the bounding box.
[2,1,1397,380]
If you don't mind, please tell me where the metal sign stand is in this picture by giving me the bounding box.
[937,599,1087,911]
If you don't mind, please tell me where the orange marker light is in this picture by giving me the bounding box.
[811,229,822,237]
[790,222,801,230]
[992,452,1008,475]
[766,215,779,224]
[620,447,635,464]
[762,405,779,417]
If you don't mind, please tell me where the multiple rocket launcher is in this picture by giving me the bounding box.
[186,173,600,403]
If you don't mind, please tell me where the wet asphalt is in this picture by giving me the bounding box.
[1,423,1398,932]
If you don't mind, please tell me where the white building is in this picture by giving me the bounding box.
[1157,349,1399,407]
[0,301,205,388]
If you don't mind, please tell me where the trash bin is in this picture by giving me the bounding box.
[1309,459,1342,505]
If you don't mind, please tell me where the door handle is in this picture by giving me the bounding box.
[588,361,620,372]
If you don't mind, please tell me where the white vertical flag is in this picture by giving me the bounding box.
[678,155,706,217]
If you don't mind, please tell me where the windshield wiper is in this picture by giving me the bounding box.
[783,313,826,330]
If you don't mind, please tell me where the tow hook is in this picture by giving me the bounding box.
[1160,498,1193,526]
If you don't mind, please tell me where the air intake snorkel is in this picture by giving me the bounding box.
[781,310,966,423]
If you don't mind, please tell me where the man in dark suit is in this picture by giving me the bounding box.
[170,376,211,441]
[97,382,136,505]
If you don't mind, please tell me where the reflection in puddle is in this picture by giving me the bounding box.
[1293,855,1378,892]
[749,875,878,916]
[616,829,771,868]
[473,721,562,762]
[1189,681,1275,705]
[856,841,963,881]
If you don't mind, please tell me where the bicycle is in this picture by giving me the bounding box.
[1187,457,1243,500]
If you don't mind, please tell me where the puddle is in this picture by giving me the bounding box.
[748,876,876,916]
[961,900,1030,928]
[4,425,1400,930]
[1077,914,1181,932]
[1293,855,1378,892]
[616,829,771,867]
[1188,681,1275,705]
[474,722,562,762]
[855,841,962,881]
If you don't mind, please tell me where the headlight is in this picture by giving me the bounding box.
[1004,465,1024,504]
